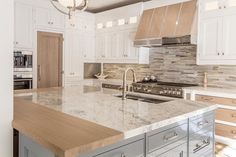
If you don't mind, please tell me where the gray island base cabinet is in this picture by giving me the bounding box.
[19,112,215,157]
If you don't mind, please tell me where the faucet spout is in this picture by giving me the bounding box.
[122,68,137,100]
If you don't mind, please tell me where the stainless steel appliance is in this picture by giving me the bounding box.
[14,51,33,72]
[132,80,198,98]
[14,74,33,90]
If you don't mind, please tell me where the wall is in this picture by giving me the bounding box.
[0,0,14,157]
[104,45,236,89]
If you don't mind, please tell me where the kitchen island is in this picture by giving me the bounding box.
[13,85,218,157]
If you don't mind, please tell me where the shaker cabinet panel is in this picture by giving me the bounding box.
[198,17,221,60]
[222,12,236,60]
[35,7,65,30]
[14,2,33,49]
[198,0,236,64]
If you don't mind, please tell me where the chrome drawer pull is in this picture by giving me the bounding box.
[197,120,209,127]
[163,132,178,142]
[193,137,210,153]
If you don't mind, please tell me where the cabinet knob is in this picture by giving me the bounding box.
[224,6,226,9]
[222,52,225,55]
[219,6,222,9]
[218,52,220,56]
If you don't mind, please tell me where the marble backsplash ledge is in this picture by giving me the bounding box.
[103,45,236,89]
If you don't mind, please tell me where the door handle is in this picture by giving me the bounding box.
[38,65,41,81]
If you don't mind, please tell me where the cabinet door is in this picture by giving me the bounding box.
[222,11,236,59]
[123,29,139,60]
[14,2,33,49]
[95,34,106,59]
[35,7,51,28]
[83,33,95,61]
[198,17,222,60]
[199,0,222,15]
[50,10,65,29]
[65,30,83,78]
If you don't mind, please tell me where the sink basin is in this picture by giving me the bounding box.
[115,94,171,104]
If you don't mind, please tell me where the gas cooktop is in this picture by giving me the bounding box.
[132,81,198,98]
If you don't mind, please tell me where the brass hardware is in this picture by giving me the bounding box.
[231,130,236,134]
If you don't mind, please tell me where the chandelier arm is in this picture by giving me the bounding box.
[50,0,70,15]
[75,0,89,11]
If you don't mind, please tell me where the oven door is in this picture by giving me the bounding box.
[14,79,32,90]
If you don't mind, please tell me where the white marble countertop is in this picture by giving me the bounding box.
[183,86,236,99]
[15,85,217,139]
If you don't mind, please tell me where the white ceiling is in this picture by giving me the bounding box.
[86,0,149,13]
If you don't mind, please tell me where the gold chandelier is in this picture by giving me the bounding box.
[51,0,89,18]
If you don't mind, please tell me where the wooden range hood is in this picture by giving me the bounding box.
[134,0,198,47]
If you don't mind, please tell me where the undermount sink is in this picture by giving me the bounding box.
[115,94,172,104]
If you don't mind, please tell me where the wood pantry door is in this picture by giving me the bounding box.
[37,31,63,88]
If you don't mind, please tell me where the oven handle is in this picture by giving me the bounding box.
[38,65,41,81]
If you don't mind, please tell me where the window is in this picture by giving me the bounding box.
[106,21,113,28]
[97,23,103,29]
[129,16,137,24]
[118,19,125,26]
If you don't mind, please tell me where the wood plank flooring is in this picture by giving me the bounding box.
[216,143,236,157]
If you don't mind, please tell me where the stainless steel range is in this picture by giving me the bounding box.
[132,81,198,98]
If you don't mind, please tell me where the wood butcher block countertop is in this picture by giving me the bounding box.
[13,97,123,157]
[13,85,217,157]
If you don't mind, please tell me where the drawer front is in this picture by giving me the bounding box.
[157,142,187,157]
[196,95,236,107]
[147,124,188,153]
[189,126,214,157]
[216,108,236,123]
[95,139,144,157]
[189,113,214,134]
[216,123,236,140]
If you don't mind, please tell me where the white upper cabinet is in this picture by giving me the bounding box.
[198,17,222,61]
[198,0,236,65]
[222,10,236,59]
[14,2,33,49]
[35,7,65,30]
[95,26,149,64]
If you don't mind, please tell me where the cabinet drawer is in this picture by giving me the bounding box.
[147,123,188,153]
[152,142,187,157]
[189,126,214,157]
[216,123,236,140]
[189,113,214,134]
[216,108,236,123]
[95,139,144,157]
[196,95,236,107]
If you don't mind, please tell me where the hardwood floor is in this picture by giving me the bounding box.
[216,143,236,157]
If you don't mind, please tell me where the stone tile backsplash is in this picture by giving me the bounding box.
[103,45,236,88]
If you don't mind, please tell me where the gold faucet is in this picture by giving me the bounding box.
[122,68,137,100]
